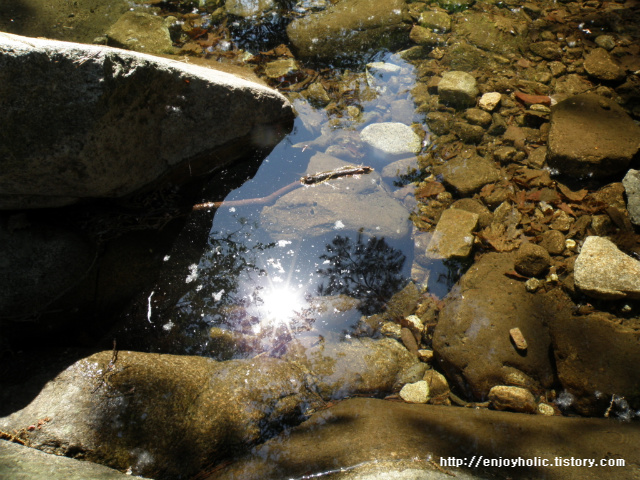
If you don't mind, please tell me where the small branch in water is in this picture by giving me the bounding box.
[192,165,373,211]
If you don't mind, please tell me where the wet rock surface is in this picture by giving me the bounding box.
[211,398,640,480]
[286,0,411,60]
[0,439,150,480]
[432,252,565,400]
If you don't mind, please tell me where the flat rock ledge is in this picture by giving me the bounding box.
[0,33,293,209]
[574,236,640,300]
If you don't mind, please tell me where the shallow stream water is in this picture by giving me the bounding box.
[3,0,640,478]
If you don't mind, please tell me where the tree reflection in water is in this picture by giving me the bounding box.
[317,231,406,315]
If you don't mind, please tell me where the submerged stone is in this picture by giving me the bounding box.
[360,122,421,159]
[438,71,479,108]
[260,153,410,242]
[434,154,501,195]
[399,380,430,403]
[106,11,176,55]
[286,0,411,60]
[547,94,640,178]
[426,208,478,259]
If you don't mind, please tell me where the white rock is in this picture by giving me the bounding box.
[574,236,640,299]
[478,92,502,111]
[360,122,421,158]
[399,380,430,403]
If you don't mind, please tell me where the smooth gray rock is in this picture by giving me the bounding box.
[1,338,418,478]
[438,71,479,108]
[0,440,149,480]
[0,33,293,209]
[286,0,411,60]
[623,169,640,226]
[574,236,640,300]
[547,94,640,178]
[260,153,410,242]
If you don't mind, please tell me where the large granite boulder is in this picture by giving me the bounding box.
[0,339,419,478]
[0,33,293,209]
[286,0,411,61]
[547,94,640,178]
[0,351,314,479]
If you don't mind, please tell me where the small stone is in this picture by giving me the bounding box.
[304,82,331,107]
[409,25,441,47]
[594,35,616,51]
[584,48,626,82]
[434,155,501,195]
[426,208,479,259]
[525,277,542,292]
[264,58,298,78]
[453,121,485,143]
[478,92,501,111]
[401,327,420,355]
[423,369,450,397]
[539,230,565,255]
[418,10,451,32]
[438,71,479,109]
[515,242,551,277]
[509,327,528,351]
[399,380,430,403]
[401,315,425,336]
[464,108,493,127]
[493,146,518,164]
[361,122,421,158]
[418,349,434,362]
[550,210,573,232]
[226,0,275,17]
[380,321,402,339]
[426,111,453,135]
[529,41,562,60]
[537,402,556,416]
[488,386,537,413]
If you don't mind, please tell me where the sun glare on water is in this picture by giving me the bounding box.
[258,285,306,328]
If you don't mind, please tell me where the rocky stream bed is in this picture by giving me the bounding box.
[2,0,640,479]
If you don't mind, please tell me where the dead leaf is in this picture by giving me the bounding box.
[416,181,445,198]
[557,183,588,202]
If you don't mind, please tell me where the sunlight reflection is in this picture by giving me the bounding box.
[257,284,306,329]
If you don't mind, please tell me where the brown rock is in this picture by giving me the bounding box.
[515,242,551,277]
[434,155,501,195]
[547,94,640,178]
[488,385,537,413]
[432,252,563,400]
[584,48,626,82]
